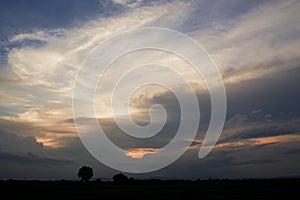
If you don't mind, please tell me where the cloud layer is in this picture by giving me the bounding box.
[0,0,299,179]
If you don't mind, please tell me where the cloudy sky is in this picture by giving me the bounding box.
[0,0,300,180]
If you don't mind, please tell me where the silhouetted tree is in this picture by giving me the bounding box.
[77,166,93,182]
[112,173,128,183]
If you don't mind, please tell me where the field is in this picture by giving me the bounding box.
[0,178,299,199]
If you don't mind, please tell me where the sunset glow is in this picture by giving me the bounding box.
[124,148,158,159]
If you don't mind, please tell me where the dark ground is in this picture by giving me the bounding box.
[0,178,299,199]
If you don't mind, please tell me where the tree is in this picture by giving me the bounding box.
[112,173,129,183]
[77,166,93,182]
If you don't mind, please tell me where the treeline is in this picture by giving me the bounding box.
[1,177,299,200]
[1,176,299,184]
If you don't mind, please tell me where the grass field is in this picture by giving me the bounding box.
[0,178,298,199]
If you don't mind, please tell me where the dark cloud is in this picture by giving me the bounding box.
[226,125,296,141]
[0,119,114,179]
[61,62,300,179]
[0,119,34,136]
[221,120,300,143]
[285,148,300,155]
[93,86,212,149]
[231,158,280,166]
[0,130,43,153]
[225,67,300,120]
[145,140,300,179]
[123,65,300,178]
[0,152,73,166]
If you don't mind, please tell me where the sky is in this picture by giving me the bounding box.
[0,0,300,180]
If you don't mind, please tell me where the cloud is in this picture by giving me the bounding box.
[0,152,74,166]
[0,116,77,149]
[222,124,299,143]
[160,138,300,179]
[189,0,300,84]
[225,113,248,128]
[89,64,300,151]
[251,109,263,115]
[0,130,43,154]
[4,0,300,92]
[124,147,158,159]
[0,118,106,179]
[9,30,53,43]
[111,0,143,8]
[225,66,300,119]
[7,1,190,89]
[0,150,79,179]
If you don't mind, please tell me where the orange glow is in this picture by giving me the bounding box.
[252,134,300,145]
[187,134,300,151]
[124,148,158,159]
[36,137,64,148]
[215,135,300,149]
[36,131,77,149]
[215,141,248,148]
[187,144,201,150]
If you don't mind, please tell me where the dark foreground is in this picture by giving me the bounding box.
[0,178,299,199]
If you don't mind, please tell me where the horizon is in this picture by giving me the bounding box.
[2,176,300,181]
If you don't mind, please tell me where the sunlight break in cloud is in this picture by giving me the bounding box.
[3,0,192,147]
[124,148,158,159]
